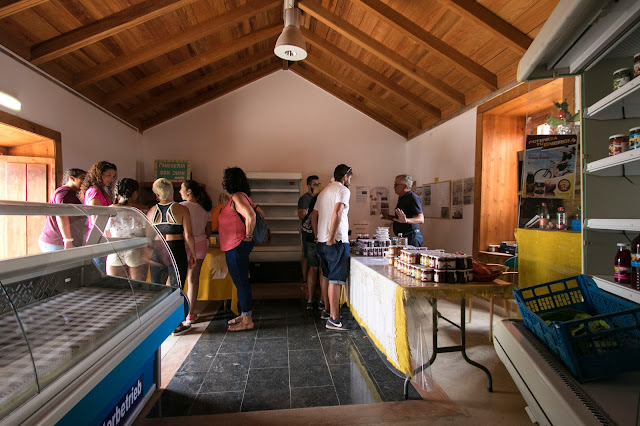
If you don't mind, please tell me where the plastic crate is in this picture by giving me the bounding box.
[514,275,640,382]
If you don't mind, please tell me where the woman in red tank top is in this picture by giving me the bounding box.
[219,167,256,331]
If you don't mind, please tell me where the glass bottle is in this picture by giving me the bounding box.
[539,202,550,229]
[556,207,567,230]
[614,243,632,285]
[631,234,640,290]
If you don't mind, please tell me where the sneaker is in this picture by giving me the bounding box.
[184,314,198,326]
[318,300,325,310]
[326,316,357,331]
[306,301,314,310]
[320,309,330,320]
[172,323,191,335]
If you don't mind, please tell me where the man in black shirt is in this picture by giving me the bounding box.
[382,174,424,247]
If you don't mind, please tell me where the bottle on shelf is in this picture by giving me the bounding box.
[539,202,550,229]
[571,206,582,231]
[556,207,567,230]
[631,234,640,290]
[614,242,632,285]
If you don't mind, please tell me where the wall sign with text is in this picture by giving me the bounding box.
[154,160,191,182]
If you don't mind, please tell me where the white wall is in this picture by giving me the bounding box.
[0,50,140,180]
[406,108,477,254]
[141,70,407,230]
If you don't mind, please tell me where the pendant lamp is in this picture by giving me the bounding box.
[274,0,307,61]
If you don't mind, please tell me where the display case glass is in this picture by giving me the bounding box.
[0,201,181,422]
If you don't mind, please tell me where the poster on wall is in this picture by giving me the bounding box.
[352,220,370,237]
[355,186,369,204]
[522,134,577,199]
[422,181,451,219]
[452,180,463,206]
[369,187,389,216]
[452,205,463,219]
[463,177,474,204]
[154,160,191,182]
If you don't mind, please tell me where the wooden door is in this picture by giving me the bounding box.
[0,156,54,259]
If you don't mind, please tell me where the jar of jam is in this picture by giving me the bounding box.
[613,68,632,90]
[635,53,640,78]
[421,267,433,282]
[433,269,444,283]
[609,134,629,156]
[630,127,640,150]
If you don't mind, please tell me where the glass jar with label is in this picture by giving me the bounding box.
[609,134,629,156]
[635,53,640,78]
[613,68,632,90]
[630,127,640,150]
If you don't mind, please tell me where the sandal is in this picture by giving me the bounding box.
[227,316,243,325]
[228,321,254,332]
[184,314,198,325]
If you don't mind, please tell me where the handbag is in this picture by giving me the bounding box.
[234,193,270,244]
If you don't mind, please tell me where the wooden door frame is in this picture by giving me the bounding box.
[0,109,62,190]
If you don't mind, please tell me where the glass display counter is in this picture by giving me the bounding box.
[0,200,186,425]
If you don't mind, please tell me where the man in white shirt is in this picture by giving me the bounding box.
[311,164,356,330]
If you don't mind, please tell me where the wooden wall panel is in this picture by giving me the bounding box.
[26,163,47,255]
[478,114,524,255]
[4,162,27,259]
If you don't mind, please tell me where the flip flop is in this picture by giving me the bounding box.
[227,316,243,325]
[228,322,254,332]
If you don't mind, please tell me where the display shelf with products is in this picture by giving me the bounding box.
[585,75,640,120]
[0,201,185,425]
[585,147,640,176]
[246,172,302,263]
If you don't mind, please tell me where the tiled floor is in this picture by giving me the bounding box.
[147,299,420,418]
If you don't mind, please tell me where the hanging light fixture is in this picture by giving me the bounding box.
[274,0,307,61]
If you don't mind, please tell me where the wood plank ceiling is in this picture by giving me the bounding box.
[0,0,559,139]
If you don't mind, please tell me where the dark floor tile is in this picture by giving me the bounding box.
[165,372,207,395]
[198,328,226,340]
[288,327,321,350]
[329,363,383,405]
[256,318,287,339]
[241,389,290,412]
[290,385,340,409]
[321,336,362,365]
[146,391,193,418]
[290,363,333,388]
[286,312,316,326]
[245,366,289,391]
[251,338,288,368]
[175,351,216,375]
[192,337,224,354]
[200,352,251,393]
[376,379,421,402]
[288,349,325,367]
[363,356,404,383]
[189,391,243,415]
[218,333,256,353]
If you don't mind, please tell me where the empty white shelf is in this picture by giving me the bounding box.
[586,77,640,120]
[586,218,640,231]
[585,149,640,176]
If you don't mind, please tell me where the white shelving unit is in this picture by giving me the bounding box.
[246,172,302,262]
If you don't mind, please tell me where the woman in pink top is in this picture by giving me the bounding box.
[179,180,212,326]
[219,167,256,331]
[79,161,117,238]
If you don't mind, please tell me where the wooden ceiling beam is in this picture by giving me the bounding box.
[301,27,440,120]
[126,51,275,120]
[298,0,465,106]
[305,55,421,130]
[0,0,47,19]
[30,0,199,65]
[103,25,281,106]
[292,64,408,138]
[437,0,532,55]
[72,0,280,88]
[139,63,280,131]
[350,0,497,91]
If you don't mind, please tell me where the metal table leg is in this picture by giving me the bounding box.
[404,297,493,399]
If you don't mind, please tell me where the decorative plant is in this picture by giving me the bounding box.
[547,99,580,126]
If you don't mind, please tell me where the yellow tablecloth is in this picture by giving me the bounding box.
[184,246,239,315]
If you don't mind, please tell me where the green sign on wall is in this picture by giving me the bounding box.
[154,160,191,182]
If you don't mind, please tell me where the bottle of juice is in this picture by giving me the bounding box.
[631,234,640,290]
[614,243,631,285]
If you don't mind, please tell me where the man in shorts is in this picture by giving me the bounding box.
[298,175,320,286]
[311,164,356,330]
[300,186,325,310]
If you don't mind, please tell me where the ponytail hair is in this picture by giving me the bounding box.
[183,179,212,212]
[114,178,139,206]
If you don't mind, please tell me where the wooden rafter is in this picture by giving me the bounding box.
[305,55,421,130]
[72,0,280,88]
[126,51,275,120]
[350,0,497,90]
[0,0,47,19]
[103,25,281,106]
[298,0,465,106]
[30,0,200,65]
[292,64,408,138]
[140,63,280,131]
[437,0,532,55]
[302,28,441,120]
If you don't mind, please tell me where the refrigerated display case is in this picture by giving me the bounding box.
[0,201,186,425]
